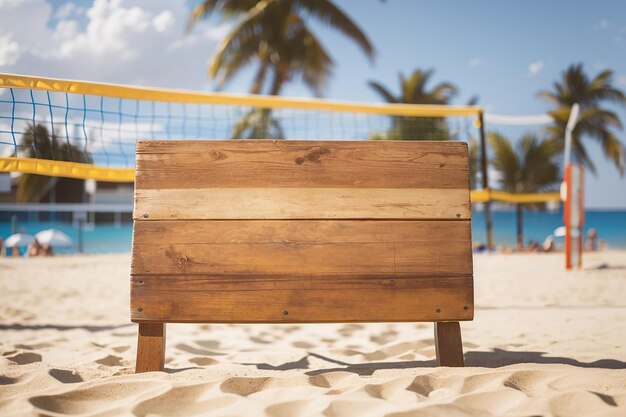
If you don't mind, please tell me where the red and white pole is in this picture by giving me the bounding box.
[562,164,584,269]
[561,104,583,270]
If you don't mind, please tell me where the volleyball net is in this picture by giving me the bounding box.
[0,73,561,204]
[477,112,562,204]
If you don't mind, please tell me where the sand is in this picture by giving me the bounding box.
[1,250,625,416]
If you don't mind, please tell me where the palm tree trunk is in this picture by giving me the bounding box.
[269,69,284,96]
[249,62,269,95]
[516,204,523,250]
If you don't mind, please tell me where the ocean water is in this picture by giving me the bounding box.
[472,209,626,249]
[1,210,625,254]
[0,222,132,255]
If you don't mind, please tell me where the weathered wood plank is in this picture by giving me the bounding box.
[130,220,472,276]
[135,140,469,190]
[131,275,473,323]
[131,242,471,276]
[131,274,473,291]
[133,188,470,220]
[132,219,471,245]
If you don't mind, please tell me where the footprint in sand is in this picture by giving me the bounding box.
[453,389,526,413]
[265,399,327,417]
[502,370,554,395]
[15,342,53,350]
[363,377,416,402]
[406,374,466,398]
[324,399,386,417]
[189,357,218,366]
[195,340,221,349]
[133,383,236,416]
[384,403,469,417]
[292,341,316,349]
[369,330,398,345]
[369,341,419,361]
[456,371,511,394]
[95,355,125,367]
[547,391,622,416]
[112,345,130,353]
[0,375,21,385]
[49,369,83,384]
[7,352,42,365]
[308,372,357,389]
[174,343,226,357]
[220,376,310,397]
[29,380,170,416]
[249,336,273,344]
[220,377,274,396]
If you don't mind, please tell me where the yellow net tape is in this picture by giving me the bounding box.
[0,156,562,203]
[471,189,561,204]
[0,158,134,182]
[0,73,480,117]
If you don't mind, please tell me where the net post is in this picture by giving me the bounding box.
[478,111,494,250]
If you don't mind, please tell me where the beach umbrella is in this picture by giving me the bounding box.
[34,229,73,247]
[4,233,34,247]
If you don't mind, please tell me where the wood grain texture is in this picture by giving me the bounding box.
[135,323,166,372]
[435,322,465,367]
[135,140,469,190]
[133,188,470,220]
[130,220,472,276]
[132,219,471,245]
[131,275,473,323]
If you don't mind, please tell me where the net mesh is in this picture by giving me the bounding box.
[482,113,558,190]
[0,82,478,174]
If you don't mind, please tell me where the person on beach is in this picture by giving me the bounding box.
[542,235,555,252]
[41,244,53,256]
[26,239,42,257]
[586,228,598,251]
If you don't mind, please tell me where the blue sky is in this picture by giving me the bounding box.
[1,0,625,208]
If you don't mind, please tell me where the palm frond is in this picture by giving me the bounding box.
[367,81,397,103]
[488,132,519,191]
[541,63,626,176]
[295,0,375,61]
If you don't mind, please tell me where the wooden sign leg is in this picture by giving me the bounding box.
[434,322,464,367]
[135,323,166,372]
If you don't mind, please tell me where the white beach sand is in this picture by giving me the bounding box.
[1,250,625,416]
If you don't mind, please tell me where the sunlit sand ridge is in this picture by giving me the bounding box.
[1,251,625,416]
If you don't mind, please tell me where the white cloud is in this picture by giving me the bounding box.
[53,20,79,43]
[528,60,544,76]
[54,1,85,20]
[153,10,174,33]
[0,0,30,6]
[594,19,610,30]
[0,34,20,66]
[617,76,626,88]
[468,58,484,68]
[0,0,223,89]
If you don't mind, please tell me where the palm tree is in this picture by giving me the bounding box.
[189,0,374,95]
[368,69,458,140]
[188,0,374,138]
[468,136,479,189]
[488,132,560,249]
[231,108,284,139]
[15,124,91,202]
[538,63,626,175]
